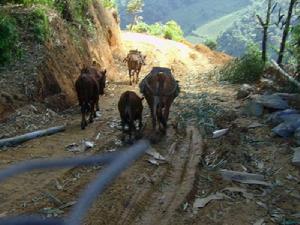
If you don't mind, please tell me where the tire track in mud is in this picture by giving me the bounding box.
[111,127,203,225]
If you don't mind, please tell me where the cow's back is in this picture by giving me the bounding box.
[75,73,98,104]
[118,91,143,120]
[140,67,179,98]
[128,54,142,70]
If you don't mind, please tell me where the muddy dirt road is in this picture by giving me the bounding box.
[0,33,299,225]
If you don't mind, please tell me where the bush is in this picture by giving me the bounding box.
[28,8,50,43]
[129,20,184,42]
[130,21,149,33]
[204,39,217,50]
[0,12,20,65]
[163,20,183,41]
[219,44,265,83]
[147,22,164,36]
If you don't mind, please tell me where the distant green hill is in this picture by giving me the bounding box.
[117,0,251,34]
[186,8,248,43]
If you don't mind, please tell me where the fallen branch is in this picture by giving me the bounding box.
[220,169,272,186]
[271,59,300,88]
[0,125,66,148]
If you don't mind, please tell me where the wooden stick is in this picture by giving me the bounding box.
[271,59,300,88]
[0,125,66,148]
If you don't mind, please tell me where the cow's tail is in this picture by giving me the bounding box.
[124,92,132,123]
[75,77,90,113]
[153,72,165,125]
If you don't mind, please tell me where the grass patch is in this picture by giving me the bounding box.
[28,8,50,43]
[218,45,265,84]
[178,92,225,133]
[0,12,21,65]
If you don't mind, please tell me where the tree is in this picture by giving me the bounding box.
[256,0,277,62]
[126,0,144,30]
[291,17,300,73]
[277,0,298,65]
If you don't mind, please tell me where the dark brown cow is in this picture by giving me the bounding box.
[139,67,179,133]
[75,66,106,130]
[118,91,144,142]
[123,50,146,85]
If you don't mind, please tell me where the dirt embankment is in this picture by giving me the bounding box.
[0,1,123,119]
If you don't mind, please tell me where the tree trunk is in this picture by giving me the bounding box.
[262,27,268,62]
[257,0,273,62]
[277,0,297,65]
[130,14,137,31]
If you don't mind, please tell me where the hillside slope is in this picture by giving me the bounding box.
[186,8,248,43]
[121,32,230,75]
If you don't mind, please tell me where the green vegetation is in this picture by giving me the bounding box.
[28,8,50,43]
[130,20,184,41]
[0,0,101,65]
[100,0,117,9]
[0,12,20,65]
[0,0,53,6]
[54,0,97,37]
[204,39,217,50]
[219,44,265,84]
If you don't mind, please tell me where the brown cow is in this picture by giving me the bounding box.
[75,66,106,130]
[139,67,179,133]
[123,50,146,85]
[118,91,144,142]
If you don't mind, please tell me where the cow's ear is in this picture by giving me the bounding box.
[101,69,107,75]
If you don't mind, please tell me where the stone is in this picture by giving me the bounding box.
[254,94,289,110]
[245,101,264,117]
[267,109,300,125]
[236,84,253,99]
[272,119,300,138]
[292,148,300,166]
[294,127,300,145]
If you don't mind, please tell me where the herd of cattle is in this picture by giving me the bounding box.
[75,50,180,142]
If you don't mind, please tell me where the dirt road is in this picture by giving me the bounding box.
[0,32,298,225]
